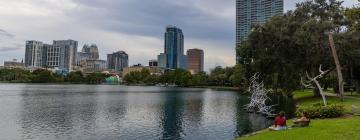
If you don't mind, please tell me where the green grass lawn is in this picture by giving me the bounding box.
[293,90,314,100]
[238,117,360,140]
[237,90,360,140]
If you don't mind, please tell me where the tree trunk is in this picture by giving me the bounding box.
[314,79,327,106]
[328,34,344,101]
[356,80,360,94]
[312,82,321,97]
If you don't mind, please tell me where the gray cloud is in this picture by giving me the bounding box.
[0,29,22,52]
[0,44,22,51]
[70,0,234,41]
[0,29,15,38]
[0,0,359,68]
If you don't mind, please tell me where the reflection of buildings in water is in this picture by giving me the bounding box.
[102,93,128,123]
[182,93,204,128]
[160,92,185,140]
[19,85,99,139]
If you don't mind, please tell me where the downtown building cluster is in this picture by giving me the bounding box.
[124,25,205,76]
[3,26,203,76]
[157,25,204,73]
[22,39,129,75]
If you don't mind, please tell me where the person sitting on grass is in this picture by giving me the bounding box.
[292,112,310,127]
[269,111,287,131]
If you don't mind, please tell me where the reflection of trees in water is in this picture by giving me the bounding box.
[234,95,251,137]
[183,93,204,128]
[248,113,272,131]
[270,95,296,118]
[234,95,273,137]
[159,92,185,140]
[19,85,98,139]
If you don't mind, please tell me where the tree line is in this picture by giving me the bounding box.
[123,65,246,88]
[0,68,108,84]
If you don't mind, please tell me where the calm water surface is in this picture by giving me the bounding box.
[0,84,287,140]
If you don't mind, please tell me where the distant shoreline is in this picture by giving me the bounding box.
[0,82,242,91]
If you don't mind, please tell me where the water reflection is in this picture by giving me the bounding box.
[0,84,295,140]
[234,96,251,137]
[160,90,185,140]
[19,85,99,139]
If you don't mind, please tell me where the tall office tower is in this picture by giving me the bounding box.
[236,0,283,63]
[46,40,78,71]
[107,51,128,72]
[164,25,187,69]
[82,44,99,60]
[25,40,44,68]
[187,48,204,74]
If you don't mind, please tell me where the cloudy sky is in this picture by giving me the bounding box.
[0,0,358,71]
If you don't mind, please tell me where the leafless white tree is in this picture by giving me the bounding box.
[301,65,333,106]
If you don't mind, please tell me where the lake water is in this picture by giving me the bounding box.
[0,84,292,140]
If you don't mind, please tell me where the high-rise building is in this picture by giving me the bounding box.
[25,40,44,68]
[46,40,78,71]
[82,44,99,60]
[24,39,78,72]
[187,49,204,74]
[236,0,283,62]
[107,51,128,72]
[162,25,187,69]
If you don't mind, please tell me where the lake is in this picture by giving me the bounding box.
[0,84,293,140]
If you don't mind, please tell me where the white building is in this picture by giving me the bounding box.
[25,40,44,68]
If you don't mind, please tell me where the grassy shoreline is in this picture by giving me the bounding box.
[237,90,360,140]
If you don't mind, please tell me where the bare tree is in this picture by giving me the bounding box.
[301,65,333,106]
[328,33,344,101]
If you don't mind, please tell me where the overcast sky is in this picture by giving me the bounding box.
[0,0,358,71]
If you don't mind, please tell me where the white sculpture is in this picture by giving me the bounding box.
[245,73,275,117]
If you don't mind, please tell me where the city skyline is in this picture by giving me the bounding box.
[0,0,358,71]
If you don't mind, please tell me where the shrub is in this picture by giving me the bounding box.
[296,103,345,119]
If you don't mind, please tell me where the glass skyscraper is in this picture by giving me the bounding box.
[236,0,283,62]
[162,25,187,69]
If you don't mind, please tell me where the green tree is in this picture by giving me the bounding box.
[230,64,246,89]
[237,0,353,97]
[85,73,106,84]
[31,69,58,83]
[67,71,85,83]
[0,68,31,82]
